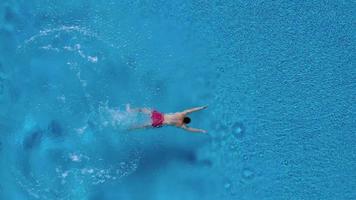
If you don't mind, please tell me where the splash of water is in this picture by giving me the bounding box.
[89,103,150,132]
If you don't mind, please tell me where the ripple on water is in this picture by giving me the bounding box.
[23,130,43,150]
[0,79,4,97]
[0,62,6,97]
[47,120,63,137]
[212,121,229,138]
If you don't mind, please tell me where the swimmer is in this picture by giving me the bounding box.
[127,105,207,133]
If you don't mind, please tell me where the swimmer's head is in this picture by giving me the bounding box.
[183,117,191,124]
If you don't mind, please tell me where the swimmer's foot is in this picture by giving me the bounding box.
[126,104,151,114]
[126,104,131,112]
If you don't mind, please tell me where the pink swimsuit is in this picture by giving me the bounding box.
[151,110,164,127]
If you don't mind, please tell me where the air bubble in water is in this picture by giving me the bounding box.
[243,155,249,161]
[223,179,237,196]
[224,182,231,189]
[242,168,254,180]
[231,122,245,139]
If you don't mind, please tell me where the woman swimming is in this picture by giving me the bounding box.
[127,105,207,133]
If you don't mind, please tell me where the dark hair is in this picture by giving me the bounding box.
[183,117,191,124]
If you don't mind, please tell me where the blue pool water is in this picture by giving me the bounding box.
[0,1,355,199]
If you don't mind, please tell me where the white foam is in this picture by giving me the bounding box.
[87,56,98,63]
[21,26,100,64]
[57,95,66,103]
[75,125,87,134]
[69,153,81,162]
[24,25,95,45]
[94,103,145,130]
[61,171,69,178]
[40,44,59,52]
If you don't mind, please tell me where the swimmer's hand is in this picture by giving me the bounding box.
[182,125,207,133]
[182,105,208,114]
[197,105,208,110]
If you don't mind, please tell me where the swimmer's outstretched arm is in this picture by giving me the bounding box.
[181,125,207,133]
[182,105,208,114]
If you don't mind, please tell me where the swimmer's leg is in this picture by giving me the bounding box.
[137,108,151,114]
[126,104,152,131]
[128,123,151,130]
[126,104,151,114]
